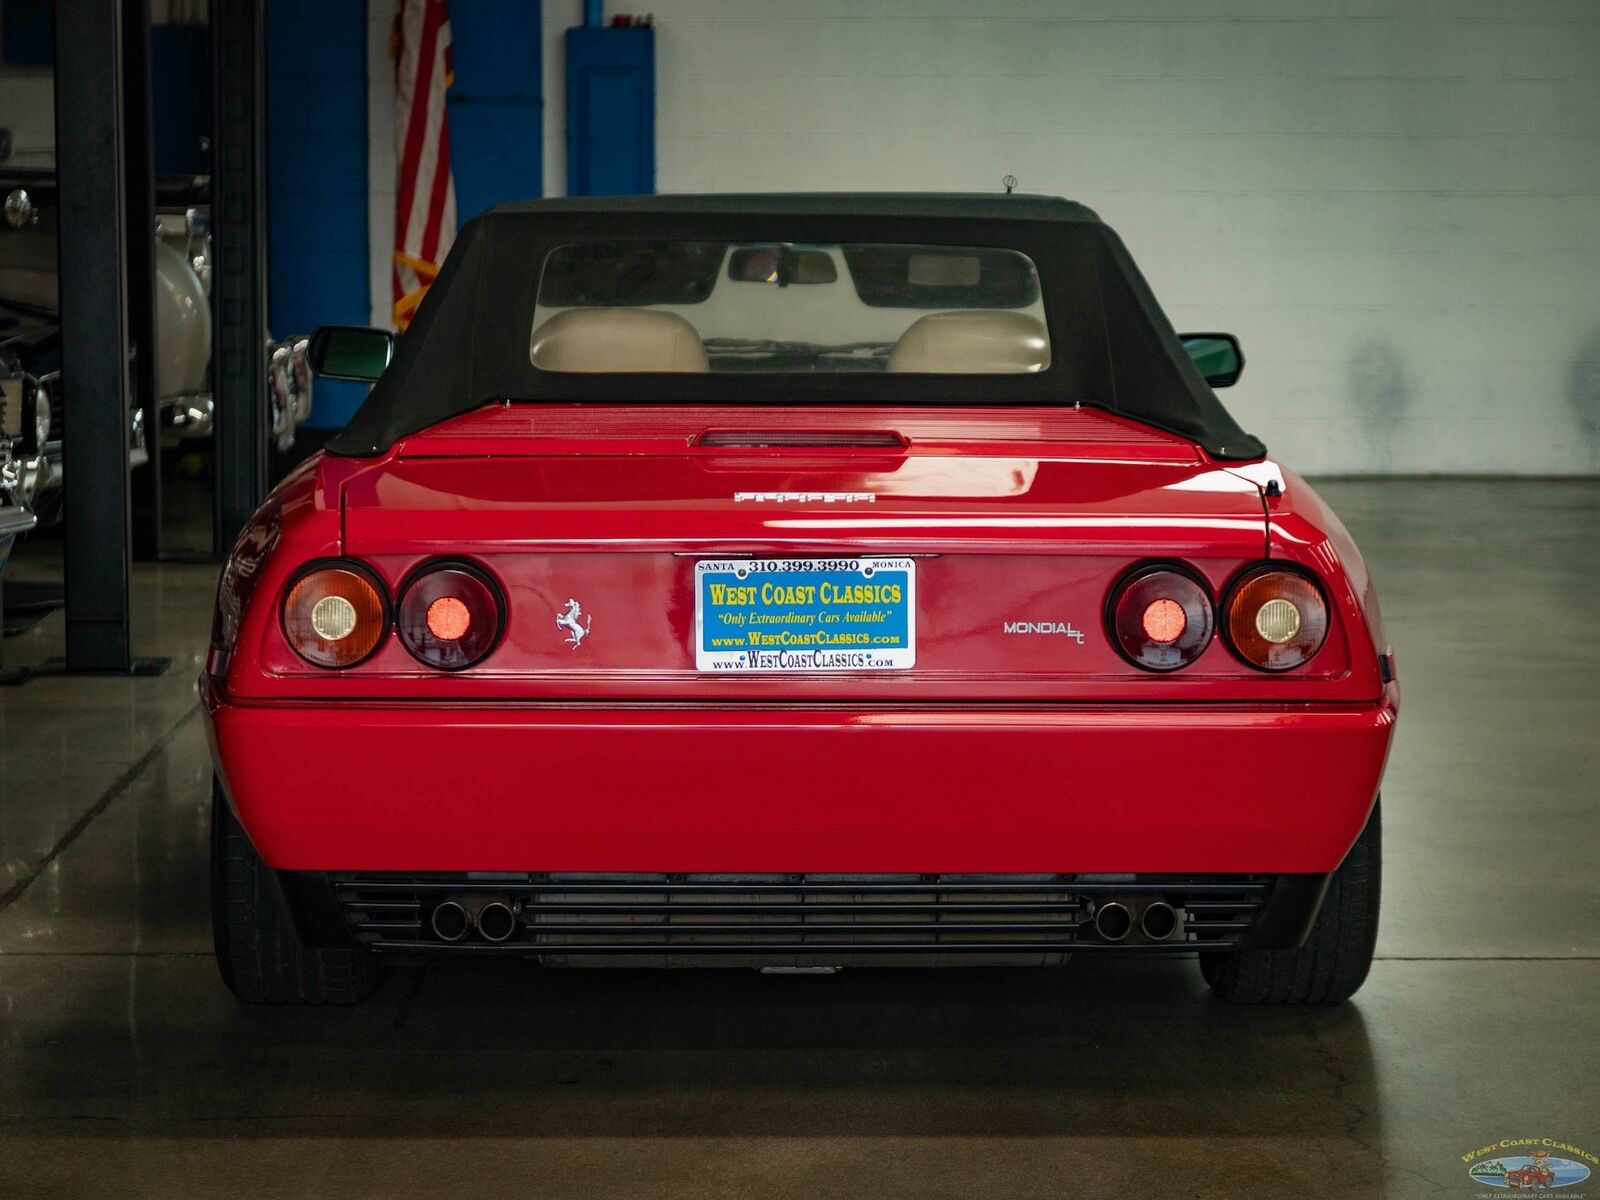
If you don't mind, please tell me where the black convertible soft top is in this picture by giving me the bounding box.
[328,193,1264,460]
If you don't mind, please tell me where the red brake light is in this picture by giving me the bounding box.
[425,596,473,641]
[1141,597,1187,643]
[1223,567,1329,671]
[397,562,503,670]
[1109,565,1214,671]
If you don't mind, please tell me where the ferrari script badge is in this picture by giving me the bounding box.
[556,598,592,649]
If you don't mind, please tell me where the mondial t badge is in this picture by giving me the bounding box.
[556,598,592,649]
[1003,620,1086,645]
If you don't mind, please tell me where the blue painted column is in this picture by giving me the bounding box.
[264,0,369,429]
[447,0,543,223]
[565,24,654,197]
[262,1,541,430]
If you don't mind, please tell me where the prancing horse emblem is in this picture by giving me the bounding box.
[556,598,592,649]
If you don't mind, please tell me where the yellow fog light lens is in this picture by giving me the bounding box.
[283,564,388,668]
[1224,567,1329,672]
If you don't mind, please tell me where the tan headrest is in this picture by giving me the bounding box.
[531,307,709,373]
[887,310,1050,374]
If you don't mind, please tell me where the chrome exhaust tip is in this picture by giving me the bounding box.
[1140,900,1179,942]
[430,899,472,942]
[476,899,518,944]
[1092,900,1133,943]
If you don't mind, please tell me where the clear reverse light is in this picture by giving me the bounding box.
[1253,596,1301,644]
[310,594,357,641]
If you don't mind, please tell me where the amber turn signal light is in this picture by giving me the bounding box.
[1108,565,1215,671]
[397,562,503,670]
[1224,567,1329,671]
[282,564,388,668]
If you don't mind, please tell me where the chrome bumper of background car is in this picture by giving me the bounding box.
[0,501,36,539]
[17,449,52,507]
[1,440,39,558]
[22,395,149,517]
[159,392,215,443]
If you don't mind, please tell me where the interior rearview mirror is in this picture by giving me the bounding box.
[728,245,838,285]
[1180,333,1244,388]
[308,325,395,383]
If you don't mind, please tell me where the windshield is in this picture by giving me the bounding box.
[530,241,1050,374]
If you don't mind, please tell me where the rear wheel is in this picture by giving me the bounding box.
[210,781,379,1005]
[1201,797,1381,1004]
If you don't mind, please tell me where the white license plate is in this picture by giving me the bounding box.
[694,557,916,673]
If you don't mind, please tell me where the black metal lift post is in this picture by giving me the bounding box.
[53,0,135,673]
[211,0,268,552]
[123,0,163,561]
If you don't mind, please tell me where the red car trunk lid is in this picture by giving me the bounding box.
[330,404,1279,701]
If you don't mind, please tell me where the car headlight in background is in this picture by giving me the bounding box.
[1108,564,1215,671]
[33,384,50,448]
[282,562,389,668]
[4,188,37,229]
[1223,567,1329,671]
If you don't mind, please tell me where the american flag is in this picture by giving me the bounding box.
[392,0,457,330]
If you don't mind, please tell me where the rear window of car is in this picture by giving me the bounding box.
[530,240,1050,374]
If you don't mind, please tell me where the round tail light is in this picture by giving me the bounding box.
[1108,565,1214,671]
[397,562,503,670]
[1224,567,1329,671]
[282,563,388,668]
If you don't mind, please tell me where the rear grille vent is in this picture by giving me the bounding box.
[695,430,907,449]
[332,873,1270,958]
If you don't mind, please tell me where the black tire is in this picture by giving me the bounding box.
[1201,797,1381,1004]
[210,781,379,1005]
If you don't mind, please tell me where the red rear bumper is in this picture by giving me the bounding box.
[205,684,1397,875]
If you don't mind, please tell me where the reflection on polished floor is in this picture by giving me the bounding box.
[1,479,1596,1199]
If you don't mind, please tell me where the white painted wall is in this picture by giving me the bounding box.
[539,0,1600,475]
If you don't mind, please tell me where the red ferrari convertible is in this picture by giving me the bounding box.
[204,194,1397,1005]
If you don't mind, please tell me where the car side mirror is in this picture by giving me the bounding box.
[307,325,395,383]
[1179,333,1244,388]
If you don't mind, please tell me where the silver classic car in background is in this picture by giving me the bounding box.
[0,432,36,581]
[0,169,312,524]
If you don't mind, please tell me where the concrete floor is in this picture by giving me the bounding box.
[0,478,1595,1199]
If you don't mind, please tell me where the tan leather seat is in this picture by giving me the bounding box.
[530,308,709,372]
[886,310,1050,374]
